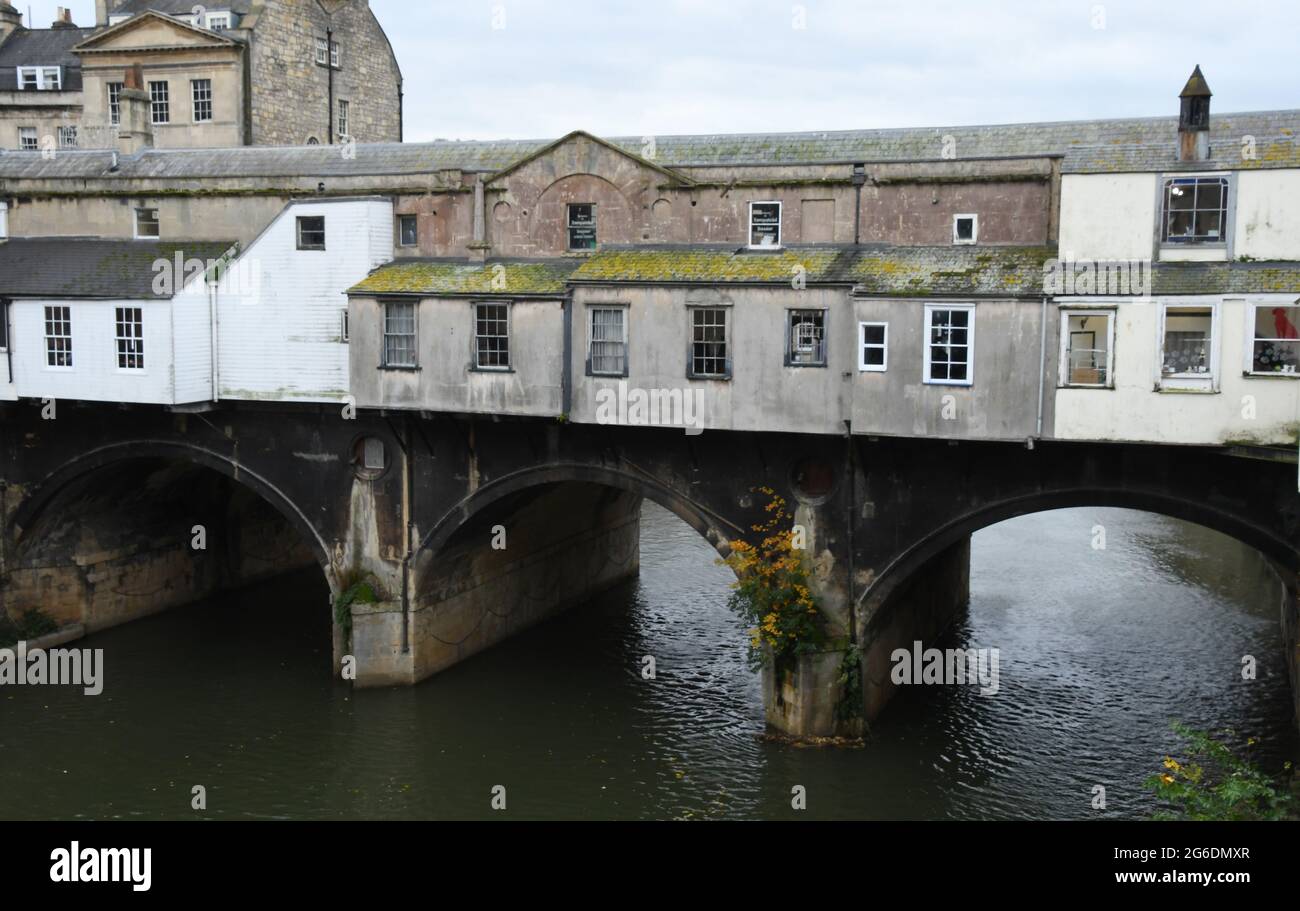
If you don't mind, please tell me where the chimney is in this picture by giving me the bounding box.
[1178,65,1212,162]
[51,7,76,28]
[116,64,154,156]
[0,2,22,43]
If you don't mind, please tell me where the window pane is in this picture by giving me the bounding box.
[475,303,510,369]
[1065,313,1110,385]
[383,302,416,367]
[590,308,626,375]
[750,203,781,246]
[1162,309,1212,375]
[692,308,728,376]
[1253,306,1300,373]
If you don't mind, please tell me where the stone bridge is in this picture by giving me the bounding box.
[2,401,1297,738]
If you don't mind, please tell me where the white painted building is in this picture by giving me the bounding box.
[0,238,234,406]
[214,197,393,404]
[1052,69,1300,447]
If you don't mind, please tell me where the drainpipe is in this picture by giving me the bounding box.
[209,281,219,402]
[2,298,11,389]
[1035,295,1048,440]
[327,27,335,144]
[401,414,413,655]
[851,164,866,245]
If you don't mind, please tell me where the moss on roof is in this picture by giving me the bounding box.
[849,245,1057,296]
[350,259,580,296]
[571,247,845,284]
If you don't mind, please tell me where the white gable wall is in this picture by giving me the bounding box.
[217,198,393,403]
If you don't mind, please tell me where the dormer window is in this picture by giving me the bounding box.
[16,66,61,91]
[1162,176,1229,245]
[207,13,232,31]
[749,202,782,248]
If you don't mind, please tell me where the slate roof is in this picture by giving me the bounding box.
[110,0,254,16]
[1151,262,1300,295]
[350,258,581,296]
[350,246,1057,298]
[0,27,95,92]
[1,110,1297,181]
[0,237,236,298]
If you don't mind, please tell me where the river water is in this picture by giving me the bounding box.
[1,503,1296,820]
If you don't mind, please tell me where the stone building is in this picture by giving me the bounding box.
[0,0,402,150]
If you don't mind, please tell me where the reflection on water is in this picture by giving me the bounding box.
[0,503,1294,820]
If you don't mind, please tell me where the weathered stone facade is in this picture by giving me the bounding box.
[246,0,403,146]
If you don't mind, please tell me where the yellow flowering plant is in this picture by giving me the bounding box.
[720,489,826,671]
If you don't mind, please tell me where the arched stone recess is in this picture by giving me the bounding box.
[2,440,337,638]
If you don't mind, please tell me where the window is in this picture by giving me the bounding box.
[749,202,782,248]
[315,38,340,67]
[786,310,827,367]
[115,307,145,371]
[1160,303,1216,390]
[859,322,888,372]
[588,307,627,376]
[1060,311,1114,388]
[1162,176,1229,245]
[568,204,596,251]
[398,214,419,247]
[149,81,170,124]
[474,302,511,370]
[44,306,72,368]
[16,66,60,91]
[1249,304,1300,375]
[108,82,123,126]
[18,127,38,151]
[340,309,350,343]
[192,79,213,123]
[297,216,326,250]
[207,13,231,30]
[689,307,730,379]
[362,438,386,471]
[924,305,974,386]
[382,301,416,368]
[57,126,77,149]
[337,99,349,139]
[953,214,978,245]
[135,208,160,239]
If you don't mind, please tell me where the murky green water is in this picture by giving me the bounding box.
[1,503,1295,820]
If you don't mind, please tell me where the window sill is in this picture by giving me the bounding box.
[687,375,732,382]
[1243,371,1300,380]
[786,363,828,369]
[470,366,515,375]
[924,380,974,388]
[1059,384,1114,390]
[378,365,420,372]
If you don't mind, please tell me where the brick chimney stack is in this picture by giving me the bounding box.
[1178,65,1212,162]
[0,2,22,43]
[51,7,76,28]
[116,64,155,156]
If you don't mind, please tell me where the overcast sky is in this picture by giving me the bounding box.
[25,1,1300,141]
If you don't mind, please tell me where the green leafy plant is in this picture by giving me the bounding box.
[1146,721,1297,821]
[719,489,826,671]
[333,570,382,639]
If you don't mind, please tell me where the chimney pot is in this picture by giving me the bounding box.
[1178,65,1212,162]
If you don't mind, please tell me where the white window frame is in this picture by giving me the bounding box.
[953,214,978,245]
[149,80,170,124]
[114,307,146,373]
[44,305,73,370]
[108,82,123,126]
[16,66,61,91]
[337,98,349,139]
[786,308,828,368]
[207,12,232,30]
[397,214,419,248]
[687,305,732,380]
[1243,298,1300,378]
[923,303,976,387]
[473,301,512,371]
[1160,174,1231,247]
[57,125,77,149]
[587,305,629,377]
[1058,308,1116,389]
[859,321,888,373]
[0,200,8,241]
[748,201,783,249]
[191,79,213,123]
[315,38,330,66]
[1156,299,1220,392]
[18,127,38,151]
[134,207,160,239]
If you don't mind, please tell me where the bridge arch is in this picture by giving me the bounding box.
[7,439,334,582]
[858,486,1300,628]
[419,461,741,561]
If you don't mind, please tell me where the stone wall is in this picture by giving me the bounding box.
[249,0,402,146]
